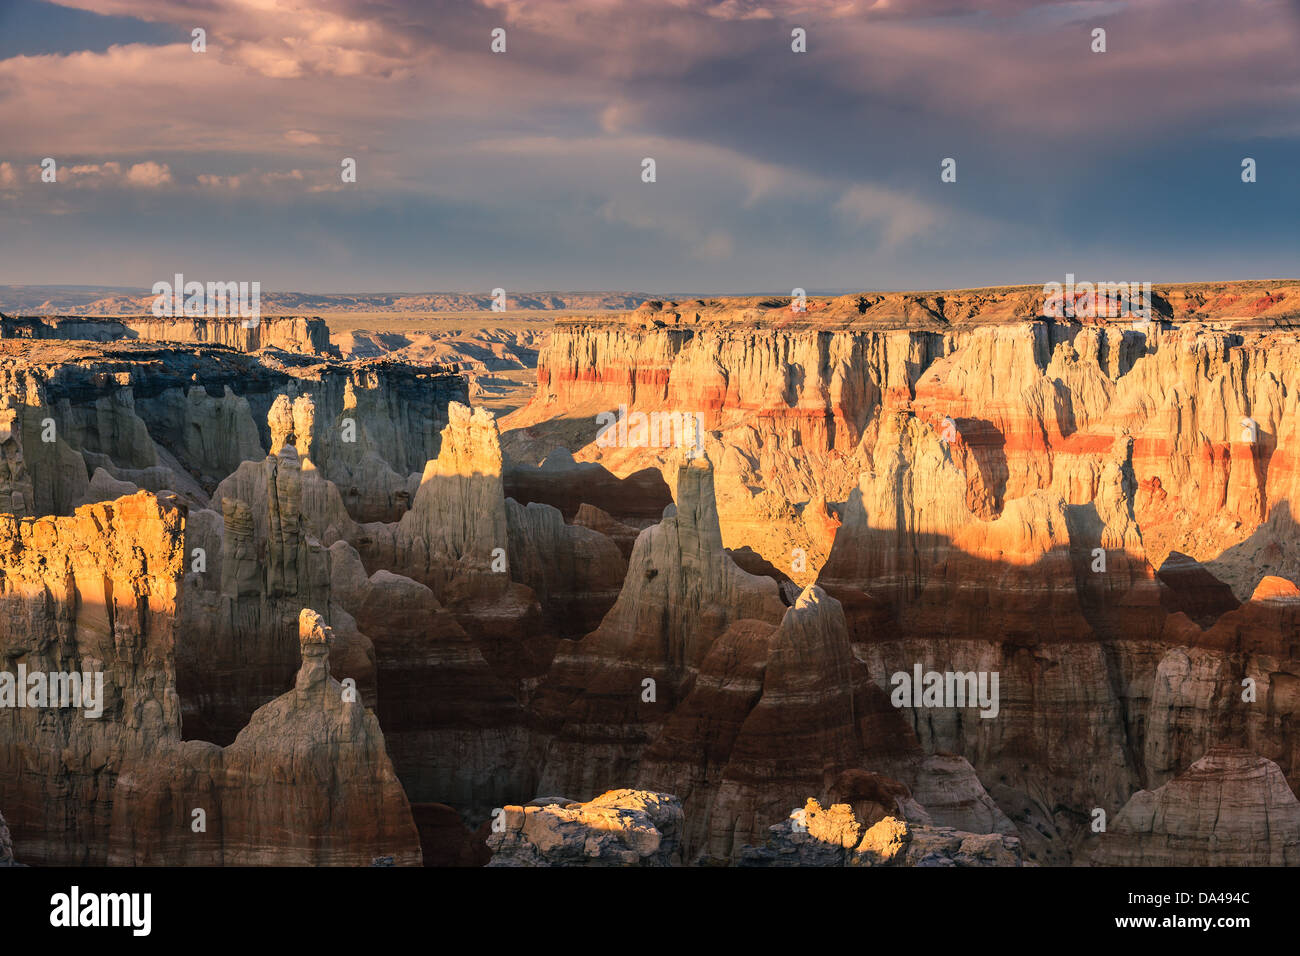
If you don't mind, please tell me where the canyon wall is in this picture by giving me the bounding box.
[5,283,1300,866]
[1,315,333,356]
[500,294,1300,864]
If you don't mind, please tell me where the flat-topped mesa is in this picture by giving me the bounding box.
[554,280,1300,332]
[1,314,334,356]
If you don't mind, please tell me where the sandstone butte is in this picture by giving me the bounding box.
[0,279,1299,866]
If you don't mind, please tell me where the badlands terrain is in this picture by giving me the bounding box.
[2,279,1300,866]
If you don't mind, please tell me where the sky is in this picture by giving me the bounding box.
[0,0,1297,293]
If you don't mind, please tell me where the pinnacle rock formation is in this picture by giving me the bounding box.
[211,609,421,865]
[533,456,787,801]
[361,401,509,600]
[107,609,421,866]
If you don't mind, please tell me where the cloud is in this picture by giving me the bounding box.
[0,0,1294,289]
[835,184,939,245]
[285,129,322,145]
[198,174,241,189]
[125,161,173,187]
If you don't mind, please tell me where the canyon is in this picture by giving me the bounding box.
[1,279,1299,867]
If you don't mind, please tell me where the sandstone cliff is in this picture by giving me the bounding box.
[1090,749,1300,866]
[504,302,1300,864]
[2,314,333,356]
[0,490,418,866]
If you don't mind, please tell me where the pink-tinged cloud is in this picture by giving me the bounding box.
[125,161,173,186]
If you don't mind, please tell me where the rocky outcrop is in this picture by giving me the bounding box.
[1090,749,1300,866]
[738,801,1023,867]
[486,790,683,867]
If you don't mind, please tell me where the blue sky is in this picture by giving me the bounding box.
[0,0,1297,293]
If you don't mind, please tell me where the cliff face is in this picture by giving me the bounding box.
[509,310,1300,600]
[0,493,185,864]
[1,314,334,356]
[0,342,466,521]
[0,492,419,866]
[1090,749,1300,866]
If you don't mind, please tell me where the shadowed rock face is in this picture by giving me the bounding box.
[1090,749,1300,866]
[0,493,185,865]
[0,808,16,865]
[108,609,422,866]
